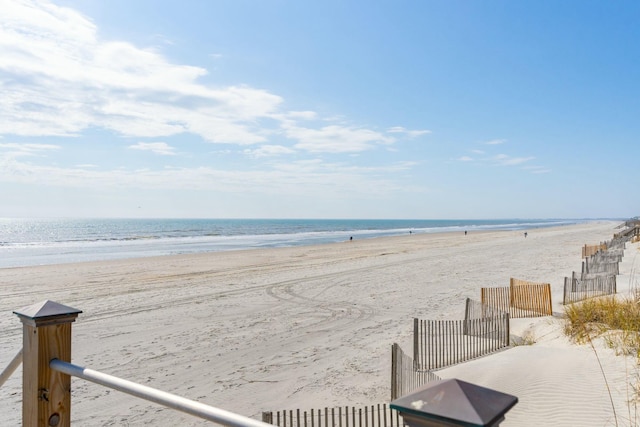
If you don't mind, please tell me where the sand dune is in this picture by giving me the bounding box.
[0,221,635,426]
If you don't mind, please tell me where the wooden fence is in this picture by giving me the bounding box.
[563,271,617,305]
[582,243,607,258]
[481,278,552,318]
[589,252,623,264]
[582,259,619,275]
[262,404,405,427]
[614,225,640,240]
[390,343,440,400]
[412,300,509,371]
[480,278,553,318]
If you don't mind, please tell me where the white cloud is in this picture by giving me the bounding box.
[129,142,177,156]
[387,126,431,138]
[0,0,282,144]
[287,125,395,153]
[243,145,295,158]
[523,165,551,174]
[0,0,401,155]
[493,154,535,166]
[0,142,60,159]
[0,151,423,196]
[485,139,506,145]
[458,149,544,171]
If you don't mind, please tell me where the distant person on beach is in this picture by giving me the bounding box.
[464,230,467,236]
[350,236,353,241]
[524,232,528,238]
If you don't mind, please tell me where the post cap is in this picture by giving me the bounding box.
[390,379,518,427]
[14,300,82,327]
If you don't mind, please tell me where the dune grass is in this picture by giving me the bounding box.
[564,294,640,357]
[564,284,640,426]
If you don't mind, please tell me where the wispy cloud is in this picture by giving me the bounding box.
[0,143,60,158]
[0,151,423,195]
[287,125,395,153]
[129,142,177,156]
[523,165,551,174]
[387,126,431,138]
[457,148,544,173]
[0,0,396,155]
[493,154,535,166]
[243,145,295,158]
[485,139,506,145]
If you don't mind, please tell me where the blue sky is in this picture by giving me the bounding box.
[1,0,638,219]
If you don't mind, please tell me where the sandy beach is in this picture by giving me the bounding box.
[1,220,636,426]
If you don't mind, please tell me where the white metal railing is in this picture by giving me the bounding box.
[0,348,22,389]
[50,359,272,427]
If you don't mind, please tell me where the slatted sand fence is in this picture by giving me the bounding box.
[390,343,441,400]
[563,271,617,305]
[582,258,620,275]
[263,404,405,427]
[481,278,552,318]
[564,239,624,304]
[582,243,607,258]
[262,342,441,425]
[588,248,624,263]
[412,299,510,371]
[614,224,640,241]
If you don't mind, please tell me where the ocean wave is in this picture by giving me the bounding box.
[0,218,612,268]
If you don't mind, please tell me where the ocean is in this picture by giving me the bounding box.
[0,218,595,268]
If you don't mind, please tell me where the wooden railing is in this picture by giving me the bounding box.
[9,300,274,427]
[50,359,271,427]
[0,349,22,390]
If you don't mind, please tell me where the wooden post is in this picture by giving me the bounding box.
[14,301,82,427]
[412,318,418,370]
[390,343,398,401]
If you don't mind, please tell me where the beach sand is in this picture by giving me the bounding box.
[1,220,636,426]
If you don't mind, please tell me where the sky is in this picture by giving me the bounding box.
[1,0,639,219]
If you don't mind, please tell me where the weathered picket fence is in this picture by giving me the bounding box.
[563,271,617,305]
[582,243,607,258]
[262,404,405,427]
[582,258,619,275]
[390,343,440,400]
[412,299,509,371]
[481,278,553,318]
[614,224,640,240]
[588,248,624,263]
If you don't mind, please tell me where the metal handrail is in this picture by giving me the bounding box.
[50,359,272,427]
[0,349,22,389]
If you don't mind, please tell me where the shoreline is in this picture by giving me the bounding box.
[0,219,616,272]
[0,220,630,426]
[0,218,608,269]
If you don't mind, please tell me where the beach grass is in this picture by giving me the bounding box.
[564,284,640,426]
[564,294,640,357]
